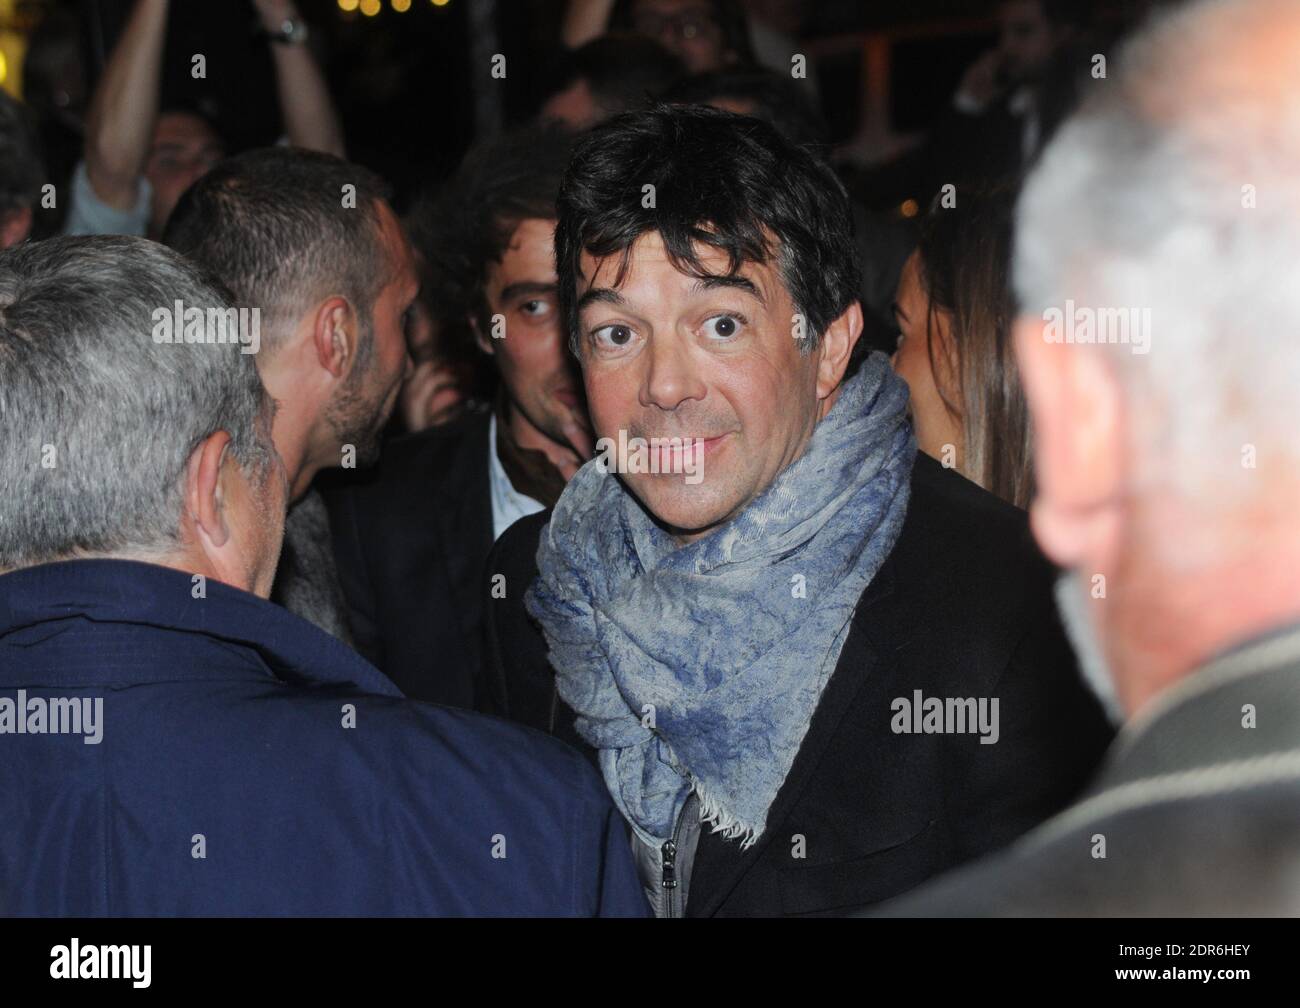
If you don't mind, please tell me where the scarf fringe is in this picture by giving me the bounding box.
[691,775,761,850]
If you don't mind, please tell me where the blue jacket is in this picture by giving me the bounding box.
[0,559,647,917]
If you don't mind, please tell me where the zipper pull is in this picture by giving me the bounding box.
[661,839,678,890]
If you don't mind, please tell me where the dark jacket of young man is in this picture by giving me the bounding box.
[324,410,494,707]
[479,453,1114,916]
[0,558,646,917]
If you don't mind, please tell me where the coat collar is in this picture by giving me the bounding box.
[0,558,402,697]
[1096,620,1300,790]
[1020,620,1300,850]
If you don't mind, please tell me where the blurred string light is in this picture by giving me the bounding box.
[0,0,15,94]
[337,0,449,16]
[900,199,920,219]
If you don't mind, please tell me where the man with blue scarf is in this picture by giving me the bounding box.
[479,104,1112,916]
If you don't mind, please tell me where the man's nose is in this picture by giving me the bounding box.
[640,334,705,412]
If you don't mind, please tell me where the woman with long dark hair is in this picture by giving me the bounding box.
[891,186,1034,508]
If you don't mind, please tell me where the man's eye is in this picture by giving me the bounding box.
[521,299,551,318]
[592,323,635,349]
[702,315,742,340]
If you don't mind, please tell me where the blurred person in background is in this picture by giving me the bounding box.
[540,33,685,129]
[395,277,492,434]
[665,64,825,149]
[70,0,343,239]
[891,186,1032,508]
[0,90,45,248]
[563,0,756,75]
[21,3,85,237]
[858,0,1091,211]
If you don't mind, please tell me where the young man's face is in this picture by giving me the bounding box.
[479,217,588,455]
[575,231,825,542]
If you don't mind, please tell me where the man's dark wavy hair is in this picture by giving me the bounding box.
[555,103,860,357]
[409,123,575,340]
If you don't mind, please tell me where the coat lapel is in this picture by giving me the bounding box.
[429,411,495,647]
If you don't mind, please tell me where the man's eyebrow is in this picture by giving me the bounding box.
[693,275,766,305]
[500,281,557,302]
[577,287,626,311]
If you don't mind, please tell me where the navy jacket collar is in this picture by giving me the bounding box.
[0,558,403,697]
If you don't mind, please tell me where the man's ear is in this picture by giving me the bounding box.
[815,299,863,401]
[1,206,31,249]
[186,430,234,552]
[1013,315,1125,568]
[312,296,358,380]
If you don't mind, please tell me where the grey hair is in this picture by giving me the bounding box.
[0,235,275,570]
[1014,0,1300,494]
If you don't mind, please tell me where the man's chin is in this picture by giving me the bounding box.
[624,477,740,543]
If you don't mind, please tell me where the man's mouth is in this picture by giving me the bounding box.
[648,433,728,471]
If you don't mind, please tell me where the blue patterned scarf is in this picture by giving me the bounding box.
[526,353,916,848]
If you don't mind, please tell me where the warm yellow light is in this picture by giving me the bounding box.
[432,0,450,7]
[900,199,919,219]
[338,0,359,10]
[0,52,7,86]
[360,0,381,14]
[392,0,411,9]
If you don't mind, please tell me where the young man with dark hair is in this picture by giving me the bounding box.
[325,126,591,707]
[482,104,1113,916]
